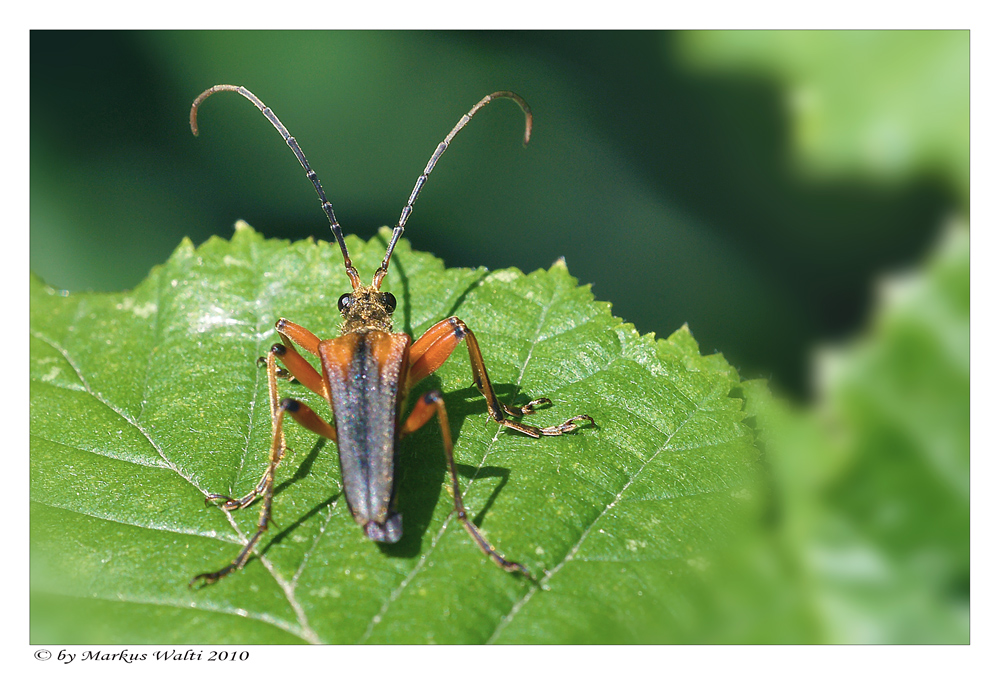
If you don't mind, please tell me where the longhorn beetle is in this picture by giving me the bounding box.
[188,85,593,587]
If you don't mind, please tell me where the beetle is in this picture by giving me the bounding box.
[188,85,593,586]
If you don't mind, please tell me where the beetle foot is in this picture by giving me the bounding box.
[204,493,253,511]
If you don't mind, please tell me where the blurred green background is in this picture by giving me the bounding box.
[30,30,967,398]
[30,31,969,643]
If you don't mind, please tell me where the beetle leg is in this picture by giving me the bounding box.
[401,390,531,578]
[268,340,330,401]
[191,348,337,588]
[275,317,323,356]
[206,335,330,512]
[407,317,594,438]
[257,318,323,381]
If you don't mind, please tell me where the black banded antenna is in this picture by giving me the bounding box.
[372,91,532,289]
[190,84,362,289]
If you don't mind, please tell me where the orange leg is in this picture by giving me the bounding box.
[191,342,337,587]
[266,340,330,401]
[407,317,593,438]
[402,390,530,577]
[257,319,327,394]
[276,317,322,356]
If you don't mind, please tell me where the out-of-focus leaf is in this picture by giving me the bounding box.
[678,31,970,203]
[749,222,970,643]
[30,224,760,644]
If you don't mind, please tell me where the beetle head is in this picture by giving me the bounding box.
[338,285,397,334]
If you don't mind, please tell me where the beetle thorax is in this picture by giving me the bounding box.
[339,285,396,334]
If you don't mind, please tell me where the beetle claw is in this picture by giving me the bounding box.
[205,493,248,510]
[541,414,595,435]
[515,397,552,415]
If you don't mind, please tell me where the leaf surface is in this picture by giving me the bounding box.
[30,224,759,644]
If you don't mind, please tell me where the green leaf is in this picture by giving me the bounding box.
[30,224,760,644]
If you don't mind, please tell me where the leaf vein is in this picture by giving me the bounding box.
[29,330,194,487]
[34,586,313,643]
[29,497,240,543]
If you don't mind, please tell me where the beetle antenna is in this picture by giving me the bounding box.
[191,85,362,289]
[371,91,532,289]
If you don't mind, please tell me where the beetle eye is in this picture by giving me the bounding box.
[338,293,353,312]
[382,292,397,313]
